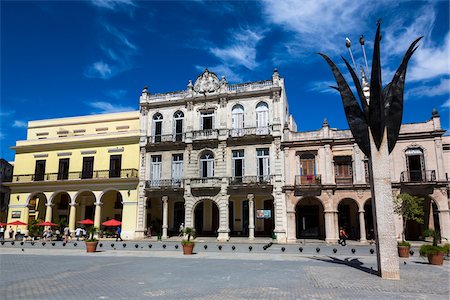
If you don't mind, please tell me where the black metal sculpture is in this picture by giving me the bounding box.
[318,22,422,156]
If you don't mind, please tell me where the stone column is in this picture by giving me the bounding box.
[359,210,367,242]
[69,203,77,233]
[438,209,450,242]
[45,204,53,223]
[333,211,339,241]
[94,203,102,229]
[324,210,336,243]
[324,144,333,184]
[162,196,168,239]
[369,130,400,279]
[248,194,255,240]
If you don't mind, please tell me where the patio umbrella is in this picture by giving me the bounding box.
[102,219,121,227]
[0,222,7,226]
[78,219,94,225]
[8,221,27,226]
[36,221,58,227]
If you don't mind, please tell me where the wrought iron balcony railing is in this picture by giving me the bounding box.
[400,170,436,183]
[150,133,185,143]
[229,175,273,185]
[229,126,271,137]
[145,179,183,188]
[13,169,139,183]
[190,177,222,187]
[295,175,322,186]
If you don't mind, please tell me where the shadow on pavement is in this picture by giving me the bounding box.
[309,256,378,275]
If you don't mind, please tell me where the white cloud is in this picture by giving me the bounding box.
[0,109,15,117]
[90,0,136,11]
[209,28,265,70]
[102,23,137,50]
[87,101,134,113]
[407,78,450,98]
[84,61,113,79]
[441,99,450,109]
[308,80,340,95]
[0,132,4,140]
[12,120,27,128]
[105,89,128,100]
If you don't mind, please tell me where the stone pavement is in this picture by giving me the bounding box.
[0,245,449,299]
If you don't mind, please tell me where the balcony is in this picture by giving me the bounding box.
[335,176,353,185]
[229,175,273,185]
[229,127,271,137]
[145,179,184,193]
[190,177,222,195]
[12,169,139,183]
[150,133,185,143]
[228,175,273,194]
[295,175,322,186]
[192,129,219,141]
[400,170,436,183]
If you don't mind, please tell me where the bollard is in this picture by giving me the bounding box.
[316,247,320,253]
[175,244,178,249]
[370,249,375,254]
[135,244,139,248]
[351,248,356,254]
[281,247,285,252]
[162,244,166,249]
[99,243,103,247]
[232,245,236,251]
[249,246,252,251]
[204,245,208,250]
[123,243,126,248]
[148,244,152,248]
[299,247,303,252]
[333,248,337,253]
[111,243,115,247]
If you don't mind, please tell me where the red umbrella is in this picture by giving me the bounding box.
[102,219,121,227]
[78,219,94,225]
[8,221,27,226]
[0,222,7,226]
[37,221,58,227]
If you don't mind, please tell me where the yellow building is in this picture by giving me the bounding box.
[5,111,140,239]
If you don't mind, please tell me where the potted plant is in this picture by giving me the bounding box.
[393,193,424,257]
[85,227,99,253]
[419,229,448,265]
[181,227,196,255]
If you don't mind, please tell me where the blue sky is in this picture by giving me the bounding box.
[1,0,449,162]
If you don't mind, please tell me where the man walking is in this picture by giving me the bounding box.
[116,226,123,241]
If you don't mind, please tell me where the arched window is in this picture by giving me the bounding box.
[200,151,214,178]
[231,104,244,136]
[405,147,425,182]
[152,113,163,142]
[256,102,269,134]
[173,111,184,142]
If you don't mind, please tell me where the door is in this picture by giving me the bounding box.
[175,119,183,141]
[57,158,70,180]
[34,160,46,181]
[151,155,162,186]
[194,202,204,235]
[82,157,94,179]
[296,205,320,238]
[232,150,244,182]
[263,200,274,237]
[109,155,122,178]
[172,154,183,185]
[408,155,423,181]
[257,149,270,182]
[173,202,185,232]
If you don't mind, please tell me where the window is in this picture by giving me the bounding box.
[200,151,214,178]
[256,148,270,182]
[231,104,244,136]
[34,160,46,181]
[334,156,352,184]
[232,150,244,182]
[109,155,122,178]
[173,111,184,142]
[82,157,94,179]
[57,158,70,180]
[405,148,425,181]
[153,113,163,142]
[151,155,162,185]
[300,153,316,184]
[201,111,214,130]
[256,102,269,134]
[172,154,183,183]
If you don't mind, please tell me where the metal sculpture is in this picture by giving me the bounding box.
[318,22,422,157]
[318,21,422,279]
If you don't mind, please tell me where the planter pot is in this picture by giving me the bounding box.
[182,243,195,255]
[398,246,410,258]
[85,241,98,253]
[427,252,444,265]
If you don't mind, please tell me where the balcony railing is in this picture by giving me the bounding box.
[190,177,222,187]
[295,175,322,186]
[150,133,185,143]
[192,129,219,140]
[12,169,139,183]
[229,175,273,185]
[400,170,436,183]
[335,176,353,185]
[229,126,271,137]
[227,80,273,92]
[145,179,182,188]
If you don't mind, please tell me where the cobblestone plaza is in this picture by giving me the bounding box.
[0,243,448,299]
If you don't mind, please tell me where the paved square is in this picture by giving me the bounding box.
[0,247,448,299]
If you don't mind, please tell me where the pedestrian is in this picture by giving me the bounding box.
[75,226,82,241]
[82,228,87,240]
[9,226,14,239]
[116,226,123,241]
[339,227,348,246]
[63,226,70,243]
[0,225,4,240]
[179,223,184,236]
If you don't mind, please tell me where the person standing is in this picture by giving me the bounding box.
[116,226,123,241]
[8,226,14,239]
[75,226,82,241]
[0,225,4,241]
[339,227,348,246]
[63,226,70,243]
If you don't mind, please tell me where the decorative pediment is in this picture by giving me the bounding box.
[194,69,220,94]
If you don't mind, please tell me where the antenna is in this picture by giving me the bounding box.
[345,37,358,77]
[359,35,370,76]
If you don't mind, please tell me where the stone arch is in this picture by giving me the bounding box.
[50,191,71,225]
[191,198,220,236]
[337,198,360,240]
[26,192,47,222]
[100,189,123,223]
[363,198,375,240]
[74,191,97,222]
[73,189,96,205]
[405,195,440,241]
[295,196,325,239]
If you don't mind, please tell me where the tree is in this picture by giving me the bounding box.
[393,193,424,241]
